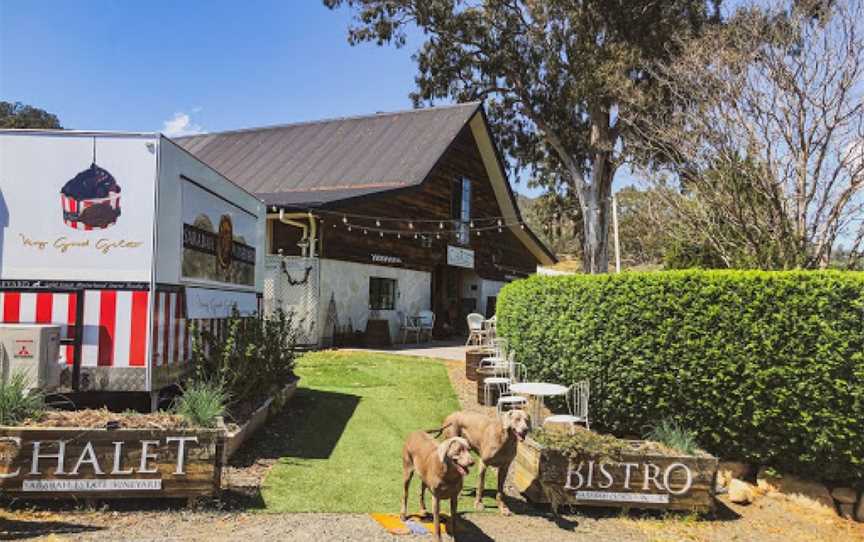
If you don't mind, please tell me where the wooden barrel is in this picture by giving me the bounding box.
[476,367,501,406]
[465,348,493,381]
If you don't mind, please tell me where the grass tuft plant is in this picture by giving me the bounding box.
[0,372,44,426]
[173,380,228,428]
[644,418,699,455]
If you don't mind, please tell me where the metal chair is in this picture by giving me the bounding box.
[417,310,435,342]
[466,313,487,346]
[398,311,421,344]
[543,380,590,431]
[496,353,529,415]
[479,338,510,372]
[483,315,497,345]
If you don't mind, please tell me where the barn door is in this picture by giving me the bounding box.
[263,256,320,346]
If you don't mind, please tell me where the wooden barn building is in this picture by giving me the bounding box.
[177,102,554,346]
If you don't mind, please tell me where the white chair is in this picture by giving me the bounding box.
[417,310,435,342]
[496,353,529,415]
[483,315,497,344]
[479,338,510,377]
[398,311,421,344]
[543,380,590,431]
[466,313,487,346]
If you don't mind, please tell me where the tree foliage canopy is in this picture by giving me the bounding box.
[628,0,864,269]
[0,102,62,129]
[325,0,721,272]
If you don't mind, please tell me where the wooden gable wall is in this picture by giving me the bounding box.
[314,121,540,281]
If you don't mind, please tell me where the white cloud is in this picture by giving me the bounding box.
[162,111,204,137]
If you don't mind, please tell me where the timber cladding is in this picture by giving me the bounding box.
[0,426,225,498]
[315,125,540,280]
[513,438,718,513]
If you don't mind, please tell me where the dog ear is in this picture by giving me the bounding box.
[437,438,454,464]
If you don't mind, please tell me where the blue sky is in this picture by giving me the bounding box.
[0,0,637,197]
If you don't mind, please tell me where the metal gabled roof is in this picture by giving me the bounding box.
[174,102,482,200]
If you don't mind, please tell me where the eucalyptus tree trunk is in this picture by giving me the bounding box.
[579,164,615,273]
[578,107,618,274]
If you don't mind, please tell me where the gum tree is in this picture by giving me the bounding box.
[324,0,720,272]
[629,0,864,269]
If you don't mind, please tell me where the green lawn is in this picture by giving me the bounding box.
[260,350,496,513]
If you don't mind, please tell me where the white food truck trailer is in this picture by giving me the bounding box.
[0,130,265,407]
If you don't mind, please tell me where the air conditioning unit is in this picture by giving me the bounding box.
[0,324,62,392]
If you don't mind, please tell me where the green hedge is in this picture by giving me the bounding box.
[497,270,864,483]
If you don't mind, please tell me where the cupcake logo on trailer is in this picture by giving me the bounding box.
[59,138,122,230]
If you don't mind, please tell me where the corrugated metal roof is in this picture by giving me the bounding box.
[175,102,481,202]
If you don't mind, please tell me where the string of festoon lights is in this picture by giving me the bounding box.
[272,207,529,241]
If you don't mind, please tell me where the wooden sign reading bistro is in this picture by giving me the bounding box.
[0,426,225,498]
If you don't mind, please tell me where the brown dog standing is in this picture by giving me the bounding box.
[401,432,474,541]
[442,409,530,515]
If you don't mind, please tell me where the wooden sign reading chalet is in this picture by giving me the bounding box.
[0,426,225,498]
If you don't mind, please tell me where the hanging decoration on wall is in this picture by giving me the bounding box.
[280,261,314,286]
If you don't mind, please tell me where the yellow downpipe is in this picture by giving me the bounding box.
[276,210,317,257]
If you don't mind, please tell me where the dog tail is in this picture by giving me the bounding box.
[425,423,452,438]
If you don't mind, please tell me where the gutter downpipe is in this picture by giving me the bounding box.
[277,210,317,257]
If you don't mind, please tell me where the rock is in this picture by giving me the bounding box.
[757,470,834,509]
[728,478,756,505]
[722,461,756,482]
[856,496,864,522]
[830,487,858,505]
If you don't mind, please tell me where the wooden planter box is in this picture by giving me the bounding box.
[0,425,225,499]
[475,367,502,406]
[465,348,493,382]
[224,380,299,460]
[513,437,718,514]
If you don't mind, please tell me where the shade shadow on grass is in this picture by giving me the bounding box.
[0,518,103,540]
[230,388,360,465]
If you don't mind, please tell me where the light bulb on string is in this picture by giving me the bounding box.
[498,227,503,233]
[379,231,384,238]
[342,216,348,224]
[409,222,414,229]
[520,224,525,230]
[439,222,444,229]
[476,230,481,237]
[376,220,381,227]
[397,233,401,239]
[363,229,368,235]
[497,219,503,226]
[414,233,419,239]
[436,233,441,240]
[470,220,475,228]
[348,226,352,232]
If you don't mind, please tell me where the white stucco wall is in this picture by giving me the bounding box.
[317,258,431,344]
[480,279,506,316]
[460,270,506,317]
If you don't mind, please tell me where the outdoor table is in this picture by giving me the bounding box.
[509,382,568,427]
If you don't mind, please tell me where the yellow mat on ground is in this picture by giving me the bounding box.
[370,513,449,536]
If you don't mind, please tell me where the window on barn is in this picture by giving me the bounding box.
[369,277,397,310]
[451,177,472,245]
